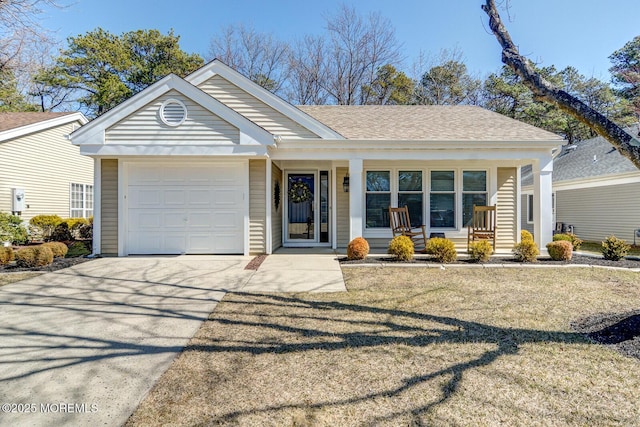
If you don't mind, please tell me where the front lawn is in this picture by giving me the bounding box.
[127,268,640,426]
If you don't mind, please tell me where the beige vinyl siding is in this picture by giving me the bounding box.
[100,159,118,255]
[271,164,283,251]
[521,194,534,236]
[249,159,266,254]
[556,183,640,242]
[496,167,517,250]
[198,75,318,139]
[106,90,239,144]
[336,167,350,247]
[0,121,93,223]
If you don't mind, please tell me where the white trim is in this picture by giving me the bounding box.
[117,159,125,257]
[70,74,274,147]
[243,160,250,256]
[159,98,188,127]
[349,159,364,241]
[0,113,87,143]
[185,60,344,140]
[265,157,272,254]
[553,172,640,191]
[516,165,522,242]
[331,164,338,250]
[93,158,101,256]
[78,144,269,157]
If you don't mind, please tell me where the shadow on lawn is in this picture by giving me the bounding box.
[186,291,594,424]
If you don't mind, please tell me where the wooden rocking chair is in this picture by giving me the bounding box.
[467,205,497,252]
[389,206,428,252]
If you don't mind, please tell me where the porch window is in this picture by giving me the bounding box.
[430,171,455,228]
[462,171,488,226]
[398,171,423,227]
[70,183,93,218]
[365,171,390,228]
[527,194,534,223]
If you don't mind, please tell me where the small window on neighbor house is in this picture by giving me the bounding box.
[70,183,93,218]
[527,194,534,223]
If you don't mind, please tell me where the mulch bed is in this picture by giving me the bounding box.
[244,254,268,270]
[572,310,640,361]
[0,257,92,273]
[340,254,640,269]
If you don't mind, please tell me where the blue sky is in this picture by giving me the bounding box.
[42,0,639,80]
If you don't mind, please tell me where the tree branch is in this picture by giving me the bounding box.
[482,0,640,169]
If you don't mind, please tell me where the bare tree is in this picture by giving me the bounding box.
[323,5,402,105]
[208,24,290,94]
[286,35,328,105]
[482,0,640,168]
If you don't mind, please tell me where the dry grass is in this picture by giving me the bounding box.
[127,268,640,427]
[0,272,42,286]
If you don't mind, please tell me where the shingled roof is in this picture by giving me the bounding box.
[297,105,563,141]
[522,125,640,186]
[0,112,75,132]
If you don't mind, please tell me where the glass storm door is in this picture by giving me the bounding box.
[287,173,316,241]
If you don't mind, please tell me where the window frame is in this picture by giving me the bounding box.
[429,170,456,229]
[365,170,392,229]
[70,183,94,218]
[397,170,424,228]
[461,170,488,227]
[526,193,534,224]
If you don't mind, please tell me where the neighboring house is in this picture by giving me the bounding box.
[70,60,562,256]
[0,112,92,223]
[522,126,640,243]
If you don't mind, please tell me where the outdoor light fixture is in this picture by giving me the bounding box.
[343,175,350,192]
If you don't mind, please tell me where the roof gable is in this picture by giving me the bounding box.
[0,112,87,142]
[185,60,343,139]
[71,74,273,147]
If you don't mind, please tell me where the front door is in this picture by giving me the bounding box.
[285,171,330,245]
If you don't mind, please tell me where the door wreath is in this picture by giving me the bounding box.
[289,179,312,203]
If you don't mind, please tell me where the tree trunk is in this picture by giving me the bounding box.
[482,0,640,169]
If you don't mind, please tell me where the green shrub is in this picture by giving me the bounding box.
[468,240,493,263]
[513,240,539,263]
[601,235,630,261]
[426,237,457,263]
[388,235,414,261]
[347,237,369,260]
[553,233,572,243]
[62,218,89,239]
[15,246,54,268]
[553,233,583,250]
[521,230,534,242]
[547,240,572,261]
[66,241,91,258]
[29,215,63,242]
[0,212,28,244]
[0,246,14,265]
[42,242,68,258]
[50,222,73,242]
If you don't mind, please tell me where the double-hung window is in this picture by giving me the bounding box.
[70,183,94,218]
[462,171,488,226]
[430,171,455,228]
[398,171,423,227]
[365,171,390,228]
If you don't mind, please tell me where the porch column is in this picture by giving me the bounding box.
[533,154,553,250]
[265,157,272,254]
[349,158,364,241]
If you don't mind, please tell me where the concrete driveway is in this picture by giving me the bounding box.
[0,253,346,427]
[0,256,254,427]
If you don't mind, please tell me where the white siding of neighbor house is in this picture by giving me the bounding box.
[249,159,266,254]
[556,183,640,243]
[336,167,350,247]
[106,90,240,144]
[197,75,319,139]
[496,167,517,250]
[271,164,283,251]
[100,159,118,255]
[0,121,93,223]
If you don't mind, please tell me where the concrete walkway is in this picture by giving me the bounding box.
[0,252,345,427]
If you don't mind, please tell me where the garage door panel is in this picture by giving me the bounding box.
[126,163,245,255]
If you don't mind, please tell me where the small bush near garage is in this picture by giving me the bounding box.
[388,236,414,261]
[347,237,369,260]
[426,237,457,263]
[553,233,583,250]
[50,222,73,242]
[60,218,89,239]
[547,241,573,261]
[29,215,63,242]
[521,230,534,242]
[513,240,539,263]
[601,236,631,261]
[66,241,91,258]
[0,212,28,244]
[42,242,69,258]
[0,247,14,265]
[15,246,54,268]
[468,240,493,263]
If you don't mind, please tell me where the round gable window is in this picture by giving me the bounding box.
[160,99,187,127]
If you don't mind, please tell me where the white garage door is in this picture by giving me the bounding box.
[126,162,245,254]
